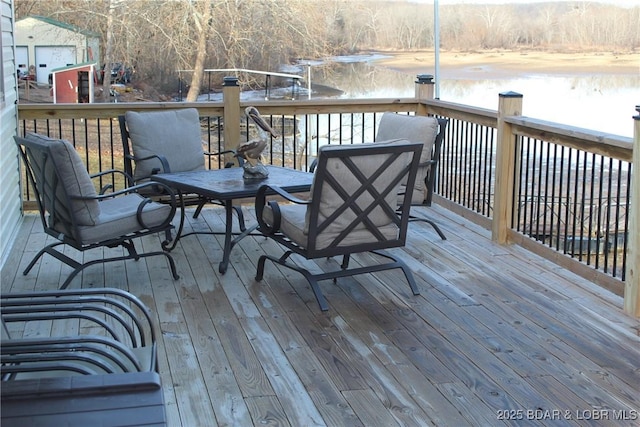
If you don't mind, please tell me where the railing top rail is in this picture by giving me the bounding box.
[17,102,224,120]
[421,99,498,128]
[177,68,304,80]
[17,98,423,119]
[506,115,633,162]
[17,99,632,162]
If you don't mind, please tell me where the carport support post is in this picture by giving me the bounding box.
[223,76,241,166]
[492,91,523,244]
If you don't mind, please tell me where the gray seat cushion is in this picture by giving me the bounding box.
[76,194,172,244]
[375,113,439,203]
[124,108,205,181]
[265,204,399,250]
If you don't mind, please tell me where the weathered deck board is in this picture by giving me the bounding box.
[2,205,639,427]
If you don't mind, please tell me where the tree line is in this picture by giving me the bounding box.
[15,0,640,100]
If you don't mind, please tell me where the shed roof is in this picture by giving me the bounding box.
[51,62,97,74]
[17,15,100,38]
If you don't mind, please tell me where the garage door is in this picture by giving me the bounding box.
[16,46,29,77]
[35,46,76,84]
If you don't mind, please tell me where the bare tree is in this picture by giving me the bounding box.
[101,0,118,101]
[14,0,640,99]
[185,1,212,102]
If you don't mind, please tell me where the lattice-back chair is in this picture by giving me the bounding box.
[118,108,244,226]
[15,133,179,289]
[376,113,449,239]
[255,139,423,311]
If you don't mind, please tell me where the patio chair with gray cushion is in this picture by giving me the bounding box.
[119,108,245,226]
[375,113,449,239]
[15,133,179,290]
[255,139,423,311]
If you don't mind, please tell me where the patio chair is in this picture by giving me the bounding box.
[1,287,158,378]
[375,113,449,239]
[118,108,245,225]
[1,288,166,425]
[15,133,179,290]
[255,139,423,311]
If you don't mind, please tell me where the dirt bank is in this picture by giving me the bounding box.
[372,50,640,79]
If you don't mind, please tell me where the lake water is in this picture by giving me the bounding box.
[297,56,639,138]
[198,54,638,138]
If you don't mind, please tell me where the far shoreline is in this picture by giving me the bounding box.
[370,49,640,79]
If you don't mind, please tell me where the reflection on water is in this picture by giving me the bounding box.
[310,62,416,99]
[307,60,639,138]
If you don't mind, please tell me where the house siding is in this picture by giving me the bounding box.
[0,0,22,269]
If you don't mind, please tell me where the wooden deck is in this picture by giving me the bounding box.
[2,205,639,426]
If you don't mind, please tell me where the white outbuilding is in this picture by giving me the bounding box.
[15,15,100,85]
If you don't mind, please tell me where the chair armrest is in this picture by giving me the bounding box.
[1,287,156,348]
[72,181,177,206]
[90,169,135,194]
[204,149,240,168]
[255,184,310,235]
[204,149,236,157]
[90,169,134,182]
[259,184,310,205]
[1,335,145,374]
[126,152,171,176]
[418,159,435,177]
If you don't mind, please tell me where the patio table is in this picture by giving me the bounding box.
[151,165,313,274]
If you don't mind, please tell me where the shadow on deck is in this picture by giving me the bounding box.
[2,204,639,426]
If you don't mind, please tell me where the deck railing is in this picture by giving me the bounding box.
[16,77,639,316]
[423,96,635,287]
[509,117,631,279]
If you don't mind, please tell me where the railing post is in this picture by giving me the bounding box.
[415,74,435,99]
[625,106,640,317]
[415,74,434,116]
[223,76,241,165]
[492,91,523,244]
